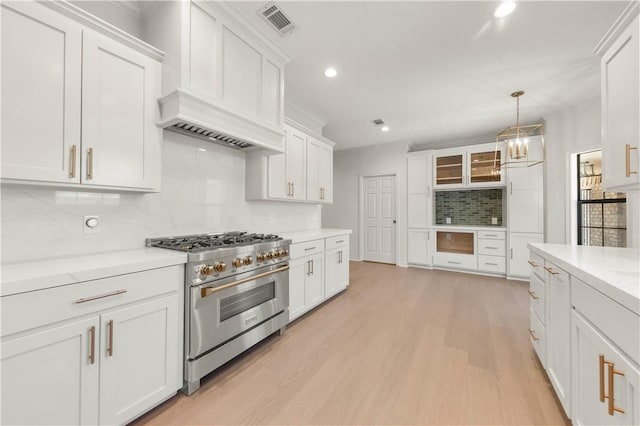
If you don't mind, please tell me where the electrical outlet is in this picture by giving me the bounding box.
[83,216,101,234]
[446,217,452,224]
[492,217,498,225]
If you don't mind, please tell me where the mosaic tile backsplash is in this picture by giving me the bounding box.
[435,189,504,226]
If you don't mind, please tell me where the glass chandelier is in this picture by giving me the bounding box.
[494,91,545,169]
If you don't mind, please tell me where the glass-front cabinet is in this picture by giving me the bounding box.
[433,143,505,188]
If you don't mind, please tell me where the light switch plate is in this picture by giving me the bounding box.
[83,215,101,234]
[446,217,452,224]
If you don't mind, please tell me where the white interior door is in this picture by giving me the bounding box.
[363,175,396,264]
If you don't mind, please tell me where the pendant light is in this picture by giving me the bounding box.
[494,91,545,169]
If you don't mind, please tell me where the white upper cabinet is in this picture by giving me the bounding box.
[307,136,333,203]
[1,1,163,192]
[144,1,289,152]
[246,121,334,204]
[81,31,161,190]
[1,2,82,184]
[596,4,640,192]
[433,143,505,189]
[407,151,433,227]
[507,136,545,234]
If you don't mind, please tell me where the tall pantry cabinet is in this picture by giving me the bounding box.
[507,136,545,279]
[407,151,433,266]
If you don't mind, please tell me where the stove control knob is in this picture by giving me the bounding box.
[278,249,286,257]
[243,256,253,265]
[214,262,226,273]
[283,249,289,256]
[273,250,280,258]
[201,265,215,276]
[257,253,266,262]
[232,258,243,268]
[266,252,274,260]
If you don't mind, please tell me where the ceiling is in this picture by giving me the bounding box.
[234,1,628,151]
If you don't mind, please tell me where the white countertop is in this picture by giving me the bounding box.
[529,243,640,315]
[432,225,506,232]
[1,248,188,297]
[280,228,352,244]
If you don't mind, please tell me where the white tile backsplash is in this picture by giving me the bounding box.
[1,131,321,264]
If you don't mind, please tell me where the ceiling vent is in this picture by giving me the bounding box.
[168,122,254,150]
[371,119,385,126]
[258,2,295,36]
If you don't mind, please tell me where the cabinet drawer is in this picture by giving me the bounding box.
[530,307,546,367]
[325,234,349,249]
[529,273,545,325]
[477,255,505,274]
[478,230,505,240]
[478,238,505,256]
[528,251,545,280]
[572,277,640,364]
[433,252,477,270]
[290,239,324,259]
[1,265,183,337]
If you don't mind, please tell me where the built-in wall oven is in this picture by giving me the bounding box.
[147,232,291,394]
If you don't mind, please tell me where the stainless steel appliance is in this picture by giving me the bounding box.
[146,232,290,395]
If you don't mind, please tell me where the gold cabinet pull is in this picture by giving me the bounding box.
[528,328,539,341]
[527,290,539,300]
[292,182,294,197]
[607,361,625,415]
[544,266,560,275]
[89,326,96,364]
[107,320,114,357]
[527,260,539,267]
[625,144,638,177]
[600,354,606,402]
[70,145,77,178]
[87,147,94,180]
[74,289,127,304]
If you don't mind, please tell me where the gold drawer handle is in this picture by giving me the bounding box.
[625,144,638,177]
[89,326,96,364]
[544,266,560,275]
[527,260,539,267]
[74,289,127,304]
[70,145,77,178]
[528,290,539,300]
[107,320,114,357]
[528,328,540,341]
[607,360,625,416]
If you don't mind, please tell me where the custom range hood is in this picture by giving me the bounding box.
[145,1,291,151]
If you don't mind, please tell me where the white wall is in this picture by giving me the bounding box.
[543,97,638,248]
[322,142,409,265]
[1,131,321,264]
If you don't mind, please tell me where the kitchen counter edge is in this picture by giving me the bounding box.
[1,248,188,297]
[528,243,639,316]
[280,228,353,244]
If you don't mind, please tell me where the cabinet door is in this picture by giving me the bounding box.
[319,143,333,203]
[336,246,350,290]
[1,1,82,183]
[572,311,640,425]
[601,16,640,191]
[508,149,544,233]
[288,258,307,321]
[434,152,465,188]
[408,155,430,192]
[82,31,160,189]
[508,233,543,278]
[305,254,324,308]
[267,151,288,200]
[287,128,307,200]
[467,145,505,187]
[545,262,572,416]
[99,295,178,425]
[408,229,430,266]
[324,247,340,298]
[306,137,321,202]
[1,317,100,425]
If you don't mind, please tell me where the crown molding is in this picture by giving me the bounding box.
[594,1,639,55]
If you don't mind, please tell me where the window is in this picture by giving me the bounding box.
[577,151,626,247]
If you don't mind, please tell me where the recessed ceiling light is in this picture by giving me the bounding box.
[494,1,516,18]
[324,67,337,78]
[381,126,390,132]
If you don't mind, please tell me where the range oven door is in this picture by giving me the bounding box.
[189,263,289,359]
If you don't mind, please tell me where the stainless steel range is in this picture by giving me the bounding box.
[146,232,291,395]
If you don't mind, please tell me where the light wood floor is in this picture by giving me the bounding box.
[133,262,570,425]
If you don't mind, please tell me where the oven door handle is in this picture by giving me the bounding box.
[200,265,290,298]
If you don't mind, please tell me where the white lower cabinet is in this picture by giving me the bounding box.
[407,228,431,266]
[1,317,100,425]
[545,261,572,416]
[508,232,543,279]
[1,265,183,425]
[325,243,349,298]
[288,234,350,322]
[572,311,639,425]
